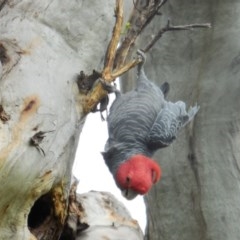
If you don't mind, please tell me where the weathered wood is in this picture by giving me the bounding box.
[61,183,144,240]
[0,1,115,239]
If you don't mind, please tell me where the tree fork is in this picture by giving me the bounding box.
[81,0,210,115]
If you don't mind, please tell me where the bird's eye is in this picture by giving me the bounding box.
[126,176,130,183]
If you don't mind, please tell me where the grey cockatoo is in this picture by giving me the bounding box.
[102,50,199,200]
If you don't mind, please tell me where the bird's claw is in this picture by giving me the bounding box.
[136,49,146,64]
[100,79,121,98]
[100,79,116,92]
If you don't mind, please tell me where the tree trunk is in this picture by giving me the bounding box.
[3,0,239,239]
[0,1,136,239]
[130,1,240,239]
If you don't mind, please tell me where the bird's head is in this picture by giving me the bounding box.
[115,154,161,200]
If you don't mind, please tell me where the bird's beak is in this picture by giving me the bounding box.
[122,188,138,200]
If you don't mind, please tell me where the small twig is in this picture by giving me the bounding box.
[132,0,168,14]
[114,0,168,68]
[111,58,141,79]
[132,0,141,13]
[168,23,211,30]
[143,21,211,52]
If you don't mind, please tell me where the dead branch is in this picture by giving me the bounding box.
[82,0,123,114]
[81,0,211,115]
[102,0,123,81]
[82,0,169,114]
[114,0,169,68]
[143,20,211,52]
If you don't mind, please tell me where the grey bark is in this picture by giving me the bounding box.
[2,0,239,239]
[0,1,142,239]
[124,1,240,240]
[62,190,143,240]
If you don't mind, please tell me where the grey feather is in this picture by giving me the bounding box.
[146,101,200,150]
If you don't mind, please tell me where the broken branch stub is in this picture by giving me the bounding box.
[60,187,144,240]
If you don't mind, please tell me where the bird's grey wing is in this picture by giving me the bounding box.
[146,101,199,150]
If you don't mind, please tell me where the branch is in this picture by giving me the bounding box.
[81,0,169,114]
[114,0,168,68]
[102,0,123,81]
[111,58,141,79]
[80,0,211,115]
[143,20,211,52]
[82,0,124,114]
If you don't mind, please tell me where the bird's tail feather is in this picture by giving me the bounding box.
[169,101,200,127]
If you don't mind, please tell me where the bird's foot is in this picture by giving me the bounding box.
[91,79,120,121]
[91,95,109,121]
[136,49,146,65]
[100,79,121,98]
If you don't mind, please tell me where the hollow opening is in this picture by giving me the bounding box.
[28,193,52,229]
[28,190,64,239]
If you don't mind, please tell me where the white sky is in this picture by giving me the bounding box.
[73,90,146,231]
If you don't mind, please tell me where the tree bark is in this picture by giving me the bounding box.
[129,1,240,239]
[76,191,143,240]
[60,183,143,240]
[0,1,120,239]
[3,0,239,239]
